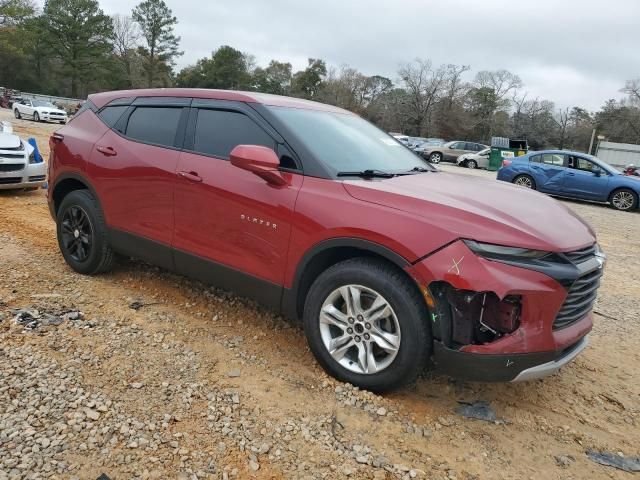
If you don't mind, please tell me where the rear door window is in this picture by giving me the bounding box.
[193,109,275,159]
[540,153,566,166]
[125,107,183,147]
[99,106,128,128]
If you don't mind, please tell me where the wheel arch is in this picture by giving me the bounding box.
[282,238,418,321]
[51,173,102,220]
[608,186,639,208]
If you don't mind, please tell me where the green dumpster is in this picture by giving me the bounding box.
[488,138,528,171]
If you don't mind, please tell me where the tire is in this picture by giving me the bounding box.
[34,112,40,122]
[609,188,638,211]
[428,152,442,164]
[56,189,115,275]
[303,257,431,392]
[14,109,21,119]
[466,159,478,169]
[513,174,536,189]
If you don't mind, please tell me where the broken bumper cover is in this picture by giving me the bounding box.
[407,239,598,381]
[433,335,589,382]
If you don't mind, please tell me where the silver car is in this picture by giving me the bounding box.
[0,122,47,190]
[456,148,491,169]
[419,140,488,164]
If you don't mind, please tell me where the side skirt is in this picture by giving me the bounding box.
[108,228,283,312]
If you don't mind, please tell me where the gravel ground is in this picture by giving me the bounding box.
[0,110,638,479]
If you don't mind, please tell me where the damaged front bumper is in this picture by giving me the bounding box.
[0,161,47,189]
[407,240,603,382]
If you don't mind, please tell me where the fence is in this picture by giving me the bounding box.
[596,141,640,168]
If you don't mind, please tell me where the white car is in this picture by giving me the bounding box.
[0,122,47,190]
[456,148,491,169]
[14,99,68,124]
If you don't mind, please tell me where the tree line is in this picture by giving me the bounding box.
[1,0,639,151]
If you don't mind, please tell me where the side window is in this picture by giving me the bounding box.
[569,156,596,172]
[529,155,541,163]
[466,142,479,151]
[98,106,128,128]
[451,142,464,149]
[125,107,183,147]
[193,109,275,159]
[540,153,565,166]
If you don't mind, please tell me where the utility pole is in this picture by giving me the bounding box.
[587,128,596,155]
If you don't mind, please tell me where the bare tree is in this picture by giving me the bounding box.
[474,69,523,104]
[398,59,448,135]
[112,14,140,87]
[553,107,570,149]
[622,78,640,105]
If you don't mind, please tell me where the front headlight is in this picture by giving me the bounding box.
[463,240,552,260]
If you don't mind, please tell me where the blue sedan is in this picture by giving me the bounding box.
[497,150,640,211]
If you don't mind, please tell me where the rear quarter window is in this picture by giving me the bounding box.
[98,106,128,128]
[125,107,183,147]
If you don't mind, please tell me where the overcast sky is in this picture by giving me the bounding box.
[72,0,640,110]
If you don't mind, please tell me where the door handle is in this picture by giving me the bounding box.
[179,170,203,183]
[96,146,117,157]
[567,172,575,176]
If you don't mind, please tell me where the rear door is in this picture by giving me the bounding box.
[173,100,303,303]
[529,153,568,192]
[443,142,467,162]
[562,155,610,200]
[87,97,189,267]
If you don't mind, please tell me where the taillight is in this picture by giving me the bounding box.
[502,159,512,167]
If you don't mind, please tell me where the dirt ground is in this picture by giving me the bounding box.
[0,109,639,480]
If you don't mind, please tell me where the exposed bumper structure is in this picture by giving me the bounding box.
[407,240,602,382]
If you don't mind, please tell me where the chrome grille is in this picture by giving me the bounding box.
[0,177,22,184]
[554,267,603,329]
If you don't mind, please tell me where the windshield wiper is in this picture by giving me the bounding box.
[337,169,396,178]
[402,166,432,174]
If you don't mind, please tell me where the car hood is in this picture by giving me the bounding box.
[0,132,21,149]
[36,106,66,114]
[343,172,596,252]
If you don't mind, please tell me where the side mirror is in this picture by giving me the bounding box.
[592,167,602,177]
[230,145,288,186]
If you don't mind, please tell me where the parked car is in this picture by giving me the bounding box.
[407,137,426,149]
[497,150,640,211]
[412,138,446,153]
[392,134,410,145]
[14,99,68,124]
[456,148,491,169]
[419,140,488,164]
[0,122,47,190]
[48,89,603,391]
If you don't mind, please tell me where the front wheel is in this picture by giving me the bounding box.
[466,159,478,169]
[56,190,115,274]
[14,109,21,119]
[609,188,638,211]
[34,112,40,122]
[303,258,431,392]
[428,152,442,164]
[513,174,536,189]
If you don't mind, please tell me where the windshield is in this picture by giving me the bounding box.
[33,100,55,108]
[267,106,435,175]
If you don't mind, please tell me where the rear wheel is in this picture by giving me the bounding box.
[33,112,40,122]
[429,152,442,164]
[56,190,115,274]
[513,174,535,189]
[303,258,431,392]
[609,188,638,211]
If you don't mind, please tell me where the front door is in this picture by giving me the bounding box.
[173,103,303,306]
[562,155,610,201]
[444,141,468,162]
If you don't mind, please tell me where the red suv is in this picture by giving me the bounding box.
[47,89,605,391]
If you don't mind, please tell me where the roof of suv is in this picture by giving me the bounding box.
[88,88,352,114]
